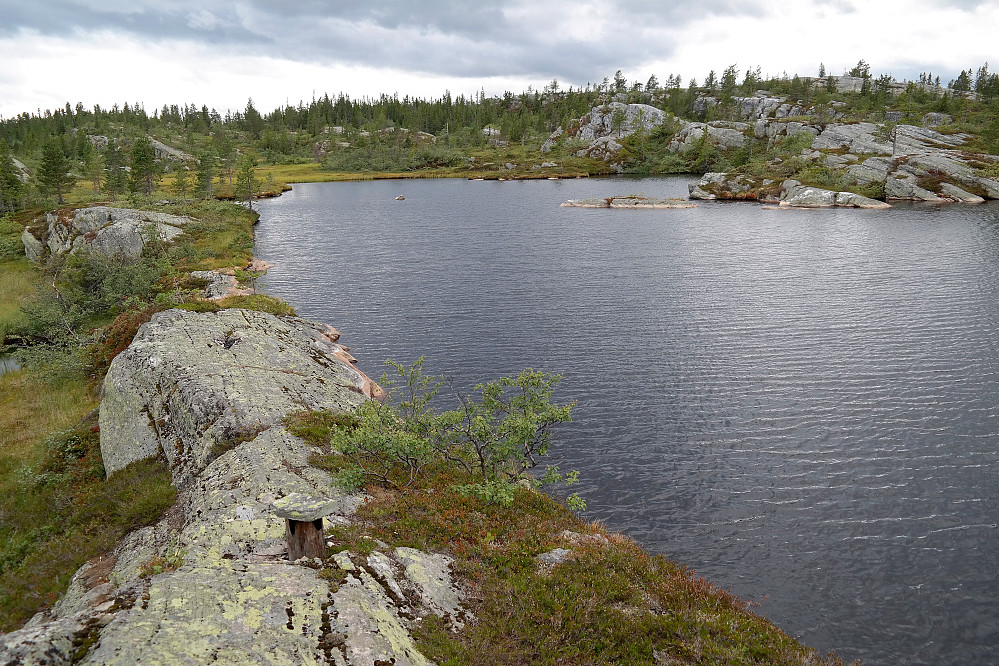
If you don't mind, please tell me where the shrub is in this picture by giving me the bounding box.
[294,358,583,509]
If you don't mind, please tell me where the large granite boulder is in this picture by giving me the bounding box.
[23,206,189,261]
[811,122,892,155]
[780,180,890,209]
[572,102,664,142]
[3,311,462,665]
[99,308,383,484]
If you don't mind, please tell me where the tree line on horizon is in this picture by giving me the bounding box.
[1,61,998,214]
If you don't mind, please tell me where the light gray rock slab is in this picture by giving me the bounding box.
[273,493,338,521]
[939,182,986,203]
[21,227,43,261]
[394,547,464,627]
[99,308,378,483]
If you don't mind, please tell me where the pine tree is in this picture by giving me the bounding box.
[234,154,259,211]
[172,164,191,199]
[129,135,160,194]
[84,147,103,194]
[36,136,73,204]
[104,140,127,196]
[213,131,236,186]
[196,150,216,199]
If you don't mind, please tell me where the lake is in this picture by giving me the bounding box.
[254,176,999,665]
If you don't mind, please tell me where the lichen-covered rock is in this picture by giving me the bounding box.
[4,417,462,665]
[33,206,188,260]
[191,269,243,299]
[99,308,382,484]
[20,227,43,262]
[669,122,748,152]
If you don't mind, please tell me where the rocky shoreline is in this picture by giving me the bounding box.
[544,95,999,206]
[0,308,458,665]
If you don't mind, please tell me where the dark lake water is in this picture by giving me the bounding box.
[254,176,999,665]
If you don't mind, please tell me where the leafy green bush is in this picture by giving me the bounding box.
[294,358,583,509]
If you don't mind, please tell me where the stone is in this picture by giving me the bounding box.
[811,122,892,155]
[272,493,338,521]
[923,112,953,127]
[5,401,452,665]
[780,184,837,207]
[36,206,188,259]
[780,181,891,209]
[20,227,43,262]
[669,122,747,152]
[536,548,572,566]
[939,182,986,203]
[99,308,382,483]
[394,547,464,628]
[190,270,242,299]
[561,196,696,209]
[11,157,29,182]
[833,191,892,209]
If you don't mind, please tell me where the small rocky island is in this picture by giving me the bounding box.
[561,195,697,208]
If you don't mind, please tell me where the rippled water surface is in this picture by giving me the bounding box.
[255,176,999,664]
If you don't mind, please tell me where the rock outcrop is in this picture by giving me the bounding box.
[687,119,999,205]
[22,206,189,261]
[541,102,666,170]
[2,309,462,665]
[100,308,383,484]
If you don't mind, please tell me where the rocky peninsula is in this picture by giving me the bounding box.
[0,307,460,665]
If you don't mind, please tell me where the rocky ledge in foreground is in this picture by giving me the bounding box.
[561,196,698,209]
[1,309,461,665]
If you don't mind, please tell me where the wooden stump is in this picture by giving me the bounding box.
[272,493,337,561]
[286,518,326,560]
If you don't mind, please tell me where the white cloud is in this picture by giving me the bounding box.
[2,1,997,118]
[186,10,222,31]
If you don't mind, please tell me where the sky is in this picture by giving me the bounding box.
[1,0,997,119]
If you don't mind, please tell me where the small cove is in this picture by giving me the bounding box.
[254,176,999,665]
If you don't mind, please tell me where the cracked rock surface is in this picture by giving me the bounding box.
[99,308,383,484]
[1,311,463,665]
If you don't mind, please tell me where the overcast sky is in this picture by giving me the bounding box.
[1,0,997,119]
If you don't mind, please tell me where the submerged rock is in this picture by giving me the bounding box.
[561,196,697,209]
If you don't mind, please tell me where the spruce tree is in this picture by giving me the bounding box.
[36,136,73,204]
[104,140,127,196]
[129,135,160,194]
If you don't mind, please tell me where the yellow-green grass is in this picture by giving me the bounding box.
[0,258,39,341]
[0,367,175,631]
[0,371,95,464]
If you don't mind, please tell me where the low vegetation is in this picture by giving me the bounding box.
[285,367,851,665]
[0,196,292,630]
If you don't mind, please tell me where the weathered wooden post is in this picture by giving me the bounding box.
[272,493,336,560]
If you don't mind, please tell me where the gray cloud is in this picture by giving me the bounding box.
[1,0,770,82]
